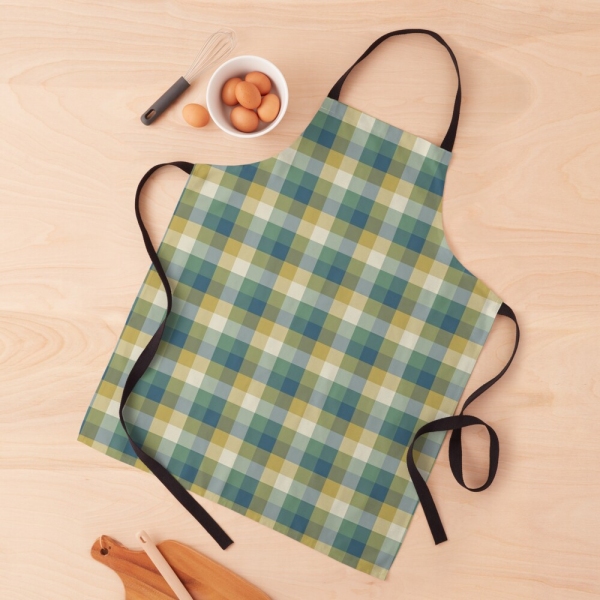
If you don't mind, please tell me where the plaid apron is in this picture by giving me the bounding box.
[79,29,519,579]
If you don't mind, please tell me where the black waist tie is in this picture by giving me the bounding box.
[407,303,520,544]
[119,162,233,550]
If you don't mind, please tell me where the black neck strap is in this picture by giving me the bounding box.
[328,29,462,152]
[407,302,520,544]
[120,162,233,551]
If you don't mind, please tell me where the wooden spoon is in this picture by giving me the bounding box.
[91,535,271,600]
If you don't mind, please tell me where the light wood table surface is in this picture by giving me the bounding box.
[2,1,599,598]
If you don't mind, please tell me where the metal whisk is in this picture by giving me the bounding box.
[141,28,237,125]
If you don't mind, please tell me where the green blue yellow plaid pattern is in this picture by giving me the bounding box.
[79,97,502,579]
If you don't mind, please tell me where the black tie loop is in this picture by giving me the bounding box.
[328,29,462,152]
[407,302,520,544]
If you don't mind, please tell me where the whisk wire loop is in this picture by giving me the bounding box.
[184,28,237,83]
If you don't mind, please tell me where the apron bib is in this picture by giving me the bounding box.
[79,29,519,579]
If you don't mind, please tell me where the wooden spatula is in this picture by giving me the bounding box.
[91,534,271,600]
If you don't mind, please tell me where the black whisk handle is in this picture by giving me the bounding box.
[140,76,190,125]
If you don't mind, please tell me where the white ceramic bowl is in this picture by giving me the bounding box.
[206,55,288,138]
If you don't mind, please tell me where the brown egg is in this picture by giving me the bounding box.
[230,106,259,133]
[182,104,210,128]
[235,81,261,110]
[245,71,271,95]
[221,77,242,106]
[257,93,280,123]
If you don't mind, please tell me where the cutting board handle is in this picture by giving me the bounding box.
[91,535,271,600]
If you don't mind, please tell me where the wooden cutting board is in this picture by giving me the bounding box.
[91,535,271,600]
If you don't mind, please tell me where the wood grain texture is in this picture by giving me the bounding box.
[90,536,271,599]
[1,1,599,598]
